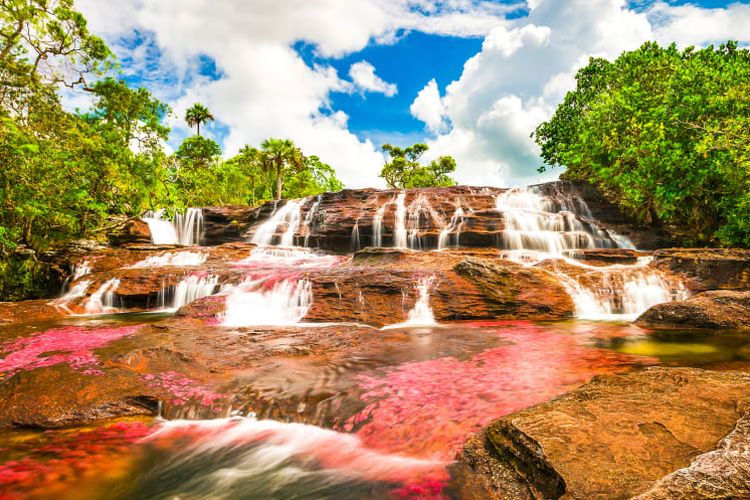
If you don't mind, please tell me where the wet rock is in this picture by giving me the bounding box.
[460,367,750,498]
[201,206,257,245]
[654,248,750,291]
[0,299,66,325]
[636,290,750,330]
[108,217,152,246]
[573,248,646,266]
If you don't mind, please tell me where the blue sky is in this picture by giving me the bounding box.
[78,0,750,187]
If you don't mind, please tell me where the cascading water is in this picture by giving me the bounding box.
[84,278,121,314]
[251,200,303,247]
[302,196,321,247]
[168,275,219,310]
[393,192,408,249]
[351,221,361,251]
[50,279,91,312]
[142,208,204,245]
[383,276,437,329]
[221,277,313,327]
[373,203,387,248]
[71,261,92,281]
[129,251,208,268]
[438,206,464,250]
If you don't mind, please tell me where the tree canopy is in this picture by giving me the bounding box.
[380,143,457,189]
[534,41,750,247]
[185,103,214,136]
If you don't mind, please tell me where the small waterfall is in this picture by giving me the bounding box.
[372,203,387,247]
[438,206,464,250]
[393,192,408,249]
[142,210,179,245]
[174,208,204,246]
[142,208,203,246]
[251,200,303,247]
[496,187,619,262]
[557,257,689,320]
[302,196,321,247]
[221,277,313,327]
[383,276,437,329]
[170,275,219,310]
[71,260,92,281]
[129,251,208,268]
[351,222,361,251]
[84,278,121,314]
[50,279,91,312]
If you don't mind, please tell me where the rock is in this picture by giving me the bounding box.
[459,367,750,498]
[572,248,646,266]
[201,206,257,245]
[0,299,67,325]
[108,217,152,246]
[654,248,750,291]
[636,290,750,330]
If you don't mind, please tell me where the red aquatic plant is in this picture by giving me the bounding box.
[141,371,224,410]
[0,325,141,378]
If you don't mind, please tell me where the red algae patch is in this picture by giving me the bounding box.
[344,321,654,460]
[0,326,142,378]
[141,372,224,411]
[0,418,153,499]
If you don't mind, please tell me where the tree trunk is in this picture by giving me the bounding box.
[276,166,282,201]
[197,122,201,136]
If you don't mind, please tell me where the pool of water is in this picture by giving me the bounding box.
[1,319,749,499]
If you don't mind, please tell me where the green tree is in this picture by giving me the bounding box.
[260,138,305,200]
[534,41,750,247]
[184,103,214,136]
[380,143,456,189]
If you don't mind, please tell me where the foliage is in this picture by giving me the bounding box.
[534,41,750,246]
[259,138,306,200]
[184,102,214,136]
[380,143,457,189]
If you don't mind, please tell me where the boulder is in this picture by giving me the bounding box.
[636,290,750,330]
[457,367,750,498]
[108,217,152,246]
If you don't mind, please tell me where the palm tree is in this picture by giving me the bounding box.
[185,103,214,136]
[260,138,305,200]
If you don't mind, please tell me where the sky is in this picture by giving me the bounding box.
[74,0,750,188]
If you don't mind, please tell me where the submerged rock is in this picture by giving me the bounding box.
[636,290,750,330]
[458,367,750,498]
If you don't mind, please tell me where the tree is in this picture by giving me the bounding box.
[184,103,214,136]
[380,143,457,189]
[260,138,305,200]
[534,41,750,247]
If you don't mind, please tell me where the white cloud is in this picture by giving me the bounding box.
[410,79,446,133]
[422,0,750,187]
[349,61,398,96]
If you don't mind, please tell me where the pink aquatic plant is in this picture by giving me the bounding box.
[141,371,224,410]
[344,321,654,461]
[0,325,141,378]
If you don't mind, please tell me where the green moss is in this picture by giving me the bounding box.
[0,256,64,301]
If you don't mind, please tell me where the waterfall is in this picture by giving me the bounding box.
[438,206,465,250]
[393,192,408,249]
[84,278,121,314]
[251,200,303,247]
[142,208,203,246]
[373,203,386,247]
[557,257,689,321]
[129,251,208,268]
[71,260,92,281]
[351,222,361,251]
[169,275,219,310]
[383,276,437,329]
[496,187,621,263]
[50,279,91,312]
[302,196,321,247]
[221,277,313,327]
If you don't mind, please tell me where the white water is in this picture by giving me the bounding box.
[50,279,91,312]
[84,278,121,314]
[438,206,465,250]
[71,260,92,281]
[169,275,219,310]
[393,192,408,249]
[303,196,321,247]
[129,251,208,268]
[351,222,360,251]
[251,200,303,247]
[238,247,341,269]
[383,276,437,329]
[142,208,203,246]
[221,277,313,327]
[372,203,387,248]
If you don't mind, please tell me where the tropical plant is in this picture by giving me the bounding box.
[184,103,214,136]
[259,138,305,200]
[380,143,457,189]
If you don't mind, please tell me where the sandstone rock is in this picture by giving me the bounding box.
[636,290,750,330]
[108,217,152,246]
[201,205,257,245]
[654,248,750,291]
[459,367,750,498]
[0,300,66,325]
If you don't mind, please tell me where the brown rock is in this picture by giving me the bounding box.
[108,218,152,246]
[636,290,750,330]
[654,248,750,291]
[460,367,750,498]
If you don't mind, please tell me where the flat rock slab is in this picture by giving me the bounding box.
[636,290,750,330]
[459,367,750,499]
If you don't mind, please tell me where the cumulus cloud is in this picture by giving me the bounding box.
[410,79,446,133]
[421,0,750,187]
[349,61,398,96]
